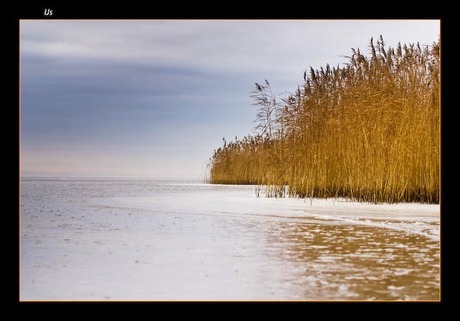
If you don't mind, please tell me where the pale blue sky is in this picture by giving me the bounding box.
[20,20,440,179]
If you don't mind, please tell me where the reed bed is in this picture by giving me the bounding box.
[209,36,440,203]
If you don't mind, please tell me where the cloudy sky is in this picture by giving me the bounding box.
[20,20,440,179]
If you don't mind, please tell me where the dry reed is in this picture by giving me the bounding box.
[209,36,440,204]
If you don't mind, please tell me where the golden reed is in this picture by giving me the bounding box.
[209,36,440,204]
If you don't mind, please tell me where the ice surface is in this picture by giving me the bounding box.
[100,187,439,240]
[20,178,440,301]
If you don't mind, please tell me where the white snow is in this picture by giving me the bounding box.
[20,178,440,301]
[98,185,439,240]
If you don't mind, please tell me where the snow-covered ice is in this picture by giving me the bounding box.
[20,178,440,301]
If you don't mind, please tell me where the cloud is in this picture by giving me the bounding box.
[21,20,441,101]
[21,20,439,72]
[20,19,440,178]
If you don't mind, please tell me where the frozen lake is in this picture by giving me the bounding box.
[20,178,440,301]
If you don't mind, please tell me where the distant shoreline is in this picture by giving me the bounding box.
[19,176,202,182]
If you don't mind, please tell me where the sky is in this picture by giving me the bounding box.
[20,20,440,179]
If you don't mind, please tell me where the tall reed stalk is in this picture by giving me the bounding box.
[209,36,440,204]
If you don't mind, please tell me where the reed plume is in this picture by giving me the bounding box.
[209,36,440,204]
